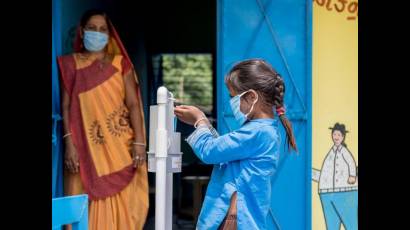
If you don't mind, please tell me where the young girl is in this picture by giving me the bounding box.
[174,59,298,230]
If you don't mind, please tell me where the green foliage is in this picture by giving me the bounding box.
[162,54,213,113]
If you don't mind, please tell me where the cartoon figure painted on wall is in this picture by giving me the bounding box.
[312,123,358,230]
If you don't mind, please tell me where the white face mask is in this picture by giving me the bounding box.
[83,31,109,52]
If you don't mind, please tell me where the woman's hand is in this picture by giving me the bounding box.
[174,105,206,126]
[132,145,146,168]
[65,142,80,173]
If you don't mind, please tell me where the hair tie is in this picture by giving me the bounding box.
[276,106,285,116]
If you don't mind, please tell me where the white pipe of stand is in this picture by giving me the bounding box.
[155,86,168,230]
[166,172,173,229]
[166,95,174,230]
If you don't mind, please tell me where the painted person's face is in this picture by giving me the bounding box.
[332,130,344,146]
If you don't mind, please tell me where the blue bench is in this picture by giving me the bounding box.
[52,194,88,230]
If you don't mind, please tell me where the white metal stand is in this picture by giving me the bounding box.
[148,86,183,230]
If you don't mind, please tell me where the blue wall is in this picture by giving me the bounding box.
[217,0,312,229]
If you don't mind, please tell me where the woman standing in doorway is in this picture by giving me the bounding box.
[58,9,148,229]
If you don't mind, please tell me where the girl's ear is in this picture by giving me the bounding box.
[247,90,258,101]
[242,91,258,107]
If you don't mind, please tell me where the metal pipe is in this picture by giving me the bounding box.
[155,86,168,230]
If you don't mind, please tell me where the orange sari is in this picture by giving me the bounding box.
[58,22,148,230]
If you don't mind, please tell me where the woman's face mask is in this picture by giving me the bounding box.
[229,90,258,126]
[83,30,109,52]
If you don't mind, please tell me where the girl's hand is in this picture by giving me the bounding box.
[65,142,80,173]
[348,176,356,184]
[132,145,146,168]
[174,105,206,126]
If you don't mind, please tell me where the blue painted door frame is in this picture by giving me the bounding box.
[52,0,64,198]
[217,0,312,229]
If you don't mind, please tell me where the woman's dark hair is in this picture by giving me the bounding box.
[80,9,112,33]
[225,59,298,153]
[329,123,348,147]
